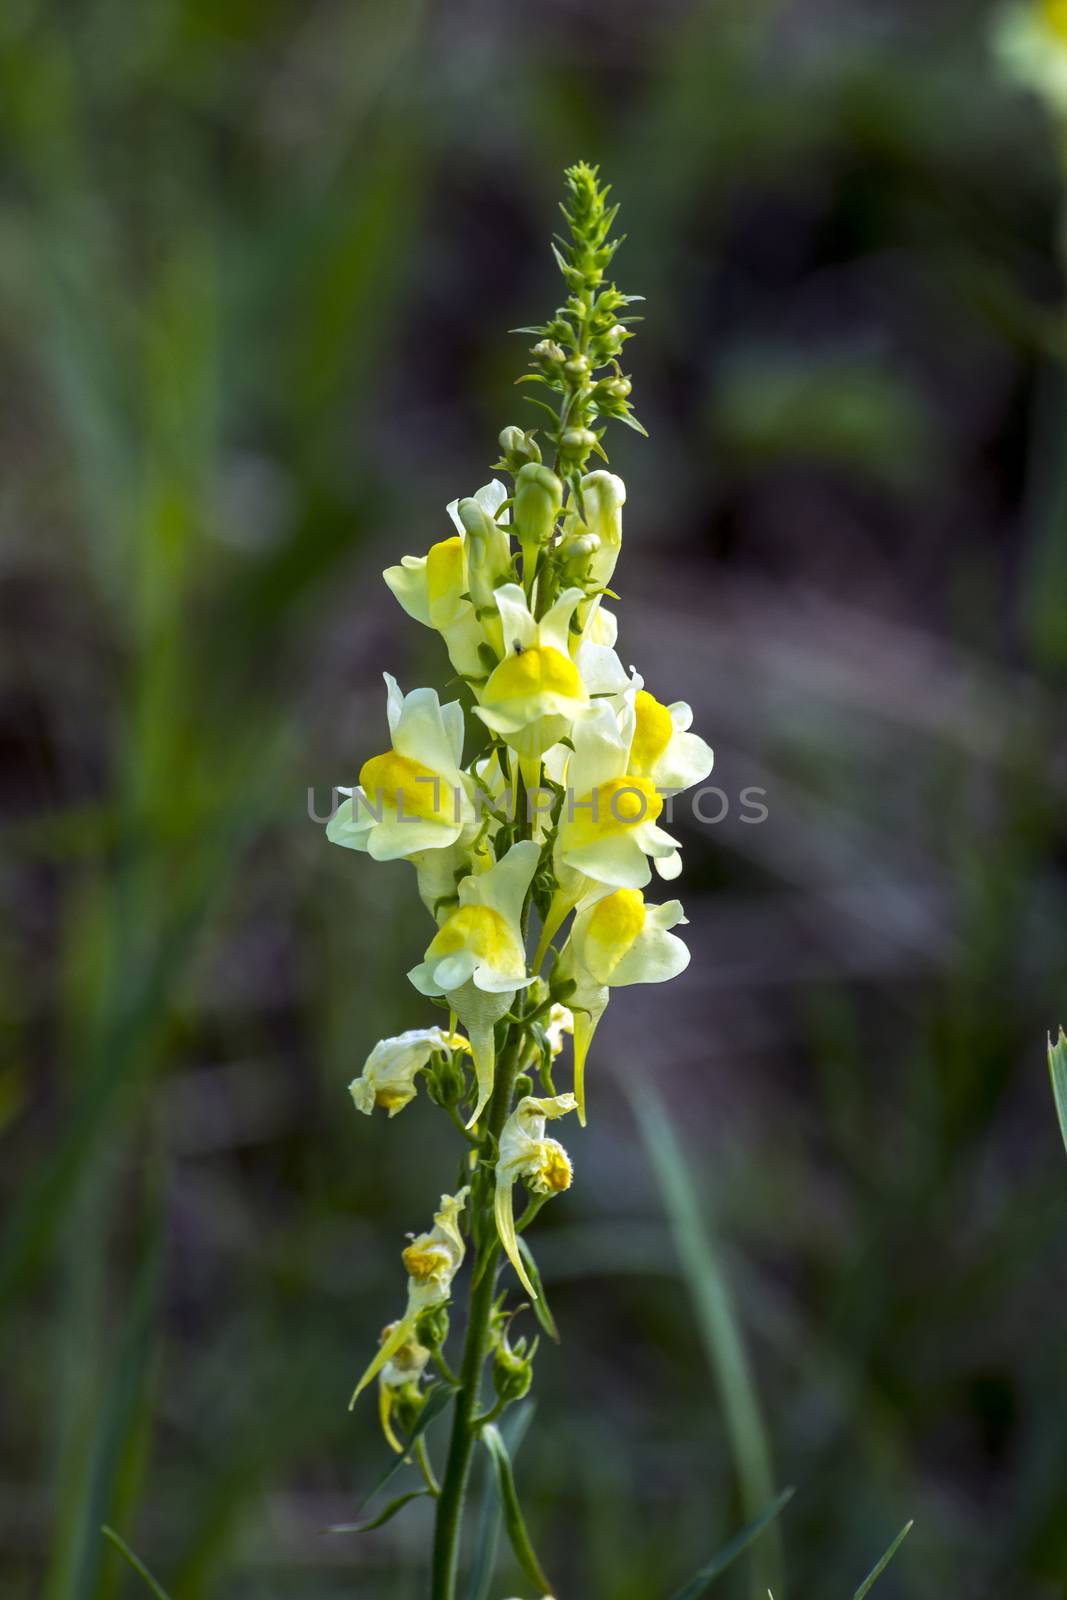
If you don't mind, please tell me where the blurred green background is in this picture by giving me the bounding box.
[3,1,1067,1596]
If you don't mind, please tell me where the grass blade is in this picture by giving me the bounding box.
[668,1487,795,1600]
[852,1520,913,1599]
[1048,1029,1067,1157]
[100,1527,173,1600]
[629,1080,783,1600]
[481,1423,552,1595]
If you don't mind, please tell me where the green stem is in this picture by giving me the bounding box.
[430,1027,523,1600]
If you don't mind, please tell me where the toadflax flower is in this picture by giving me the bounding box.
[376,1324,431,1452]
[556,700,681,889]
[383,480,510,679]
[556,887,690,1122]
[627,686,714,794]
[408,840,540,1125]
[350,1026,469,1117]
[559,468,626,604]
[473,584,589,790]
[350,1187,469,1406]
[327,674,475,860]
[494,1094,577,1297]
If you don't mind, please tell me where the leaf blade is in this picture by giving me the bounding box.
[629,1081,783,1600]
[1048,1028,1067,1157]
[852,1520,914,1600]
[323,1488,431,1535]
[480,1423,552,1596]
[100,1527,173,1600]
[668,1487,796,1600]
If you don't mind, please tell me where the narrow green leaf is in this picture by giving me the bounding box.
[480,1423,552,1595]
[629,1081,782,1600]
[852,1520,914,1599]
[667,1487,795,1600]
[517,1238,560,1342]
[323,1488,430,1534]
[466,1403,535,1600]
[100,1527,173,1600]
[521,395,564,424]
[358,1383,453,1511]
[1048,1029,1067,1156]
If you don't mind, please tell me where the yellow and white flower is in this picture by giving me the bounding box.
[408,840,540,1125]
[555,700,680,891]
[560,469,626,599]
[627,687,714,795]
[494,1094,577,1297]
[377,1325,431,1452]
[544,1003,574,1059]
[474,584,590,788]
[384,481,509,678]
[556,887,689,1122]
[350,1187,470,1406]
[327,674,475,861]
[994,0,1067,115]
[349,1026,469,1117]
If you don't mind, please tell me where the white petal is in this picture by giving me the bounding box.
[539,586,585,656]
[654,730,713,792]
[493,584,537,654]
[609,924,690,986]
[394,685,462,777]
[383,557,431,626]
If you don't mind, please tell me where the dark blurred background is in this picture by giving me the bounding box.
[3,1,1067,1596]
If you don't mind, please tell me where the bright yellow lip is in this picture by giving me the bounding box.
[630,689,674,775]
[360,751,456,824]
[565,776,662,847]
[427,904,519,970]
[483,645,585,709]
[583,887,647,980]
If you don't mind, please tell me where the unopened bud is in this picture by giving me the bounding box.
[498,425,541,468]
[514,463,563,549]
[532,338,565,370]
[560,427,597,454]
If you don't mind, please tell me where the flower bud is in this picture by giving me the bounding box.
[498,425,541,470]
[492,1340,534,1405]
[457,496,512,614]
[564,354,591,378]
[560,427,597,455]
[415,1302,450,1350]
[593,374,631,407]
[514,462,563,557]
[531,338,565,372]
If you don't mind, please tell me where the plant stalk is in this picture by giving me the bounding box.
[430,1027,523,1600]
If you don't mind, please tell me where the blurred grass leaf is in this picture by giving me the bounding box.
[667,1486,795,1600]
[1048,1029,1067,1157]
[712,350,932,491]
[852,1520,914,1599]
[480,1422,552,1596]
[100,1526,173,1600]
[629,1079,783,1600]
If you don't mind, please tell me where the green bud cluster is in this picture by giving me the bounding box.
[512,160,646,495]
